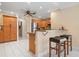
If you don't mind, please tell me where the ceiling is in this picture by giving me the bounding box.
[0,2,79,19]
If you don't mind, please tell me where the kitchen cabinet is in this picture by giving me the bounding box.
[0,15,17,43]
[32,19,49,30]
[29,33,36,54]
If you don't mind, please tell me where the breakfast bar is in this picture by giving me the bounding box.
[29,29,71,56]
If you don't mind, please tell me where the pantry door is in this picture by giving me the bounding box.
[10,16,17,41]
[3,15,17,42]
[3,15,11,42]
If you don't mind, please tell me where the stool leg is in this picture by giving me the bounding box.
[67,39,69,55]
[49,40,51,57]
[70,36,72,51]
[64,41,66,57]
[58,43,60,57]
[56,43,58,55]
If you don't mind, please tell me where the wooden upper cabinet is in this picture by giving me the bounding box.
[33,19,48,28]
[32,18,51,31]
[39,20,48,27]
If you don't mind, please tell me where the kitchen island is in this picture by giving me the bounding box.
[29,30,66,56]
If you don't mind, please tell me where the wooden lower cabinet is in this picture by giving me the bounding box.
[29,33,36,54]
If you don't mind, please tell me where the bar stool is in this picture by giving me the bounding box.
[60,35,72,55]
[49,36,67,57]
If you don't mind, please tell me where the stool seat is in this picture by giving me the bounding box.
[60,35,71,39]
[50,36,66,43]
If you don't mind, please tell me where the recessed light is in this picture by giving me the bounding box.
[40,6,42,9]
[10,11,14,14]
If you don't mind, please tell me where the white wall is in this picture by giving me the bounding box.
[24,15,32,39]
[0,13,3,25]
[51,5,79,46]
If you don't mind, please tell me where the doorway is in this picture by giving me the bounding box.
[18,21,23,38]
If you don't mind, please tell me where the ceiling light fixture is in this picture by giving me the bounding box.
[10,11,14,14]
[40,6,42,9]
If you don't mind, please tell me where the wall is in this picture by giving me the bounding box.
[24,15,32,39]
[51,5,79,46]
[0,13,3,25]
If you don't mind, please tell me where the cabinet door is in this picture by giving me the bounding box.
[3,25,11,42]
[3,15,17,42]
[0,30,3,42]
[10,17,17,41]
[3,15,11,42]
[29,33,35,54]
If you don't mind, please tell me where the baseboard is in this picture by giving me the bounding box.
[0,40,17,43]
[36,50,48,57]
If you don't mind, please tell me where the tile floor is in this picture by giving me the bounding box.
[0,38,79,57]
[0,39,31,57]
